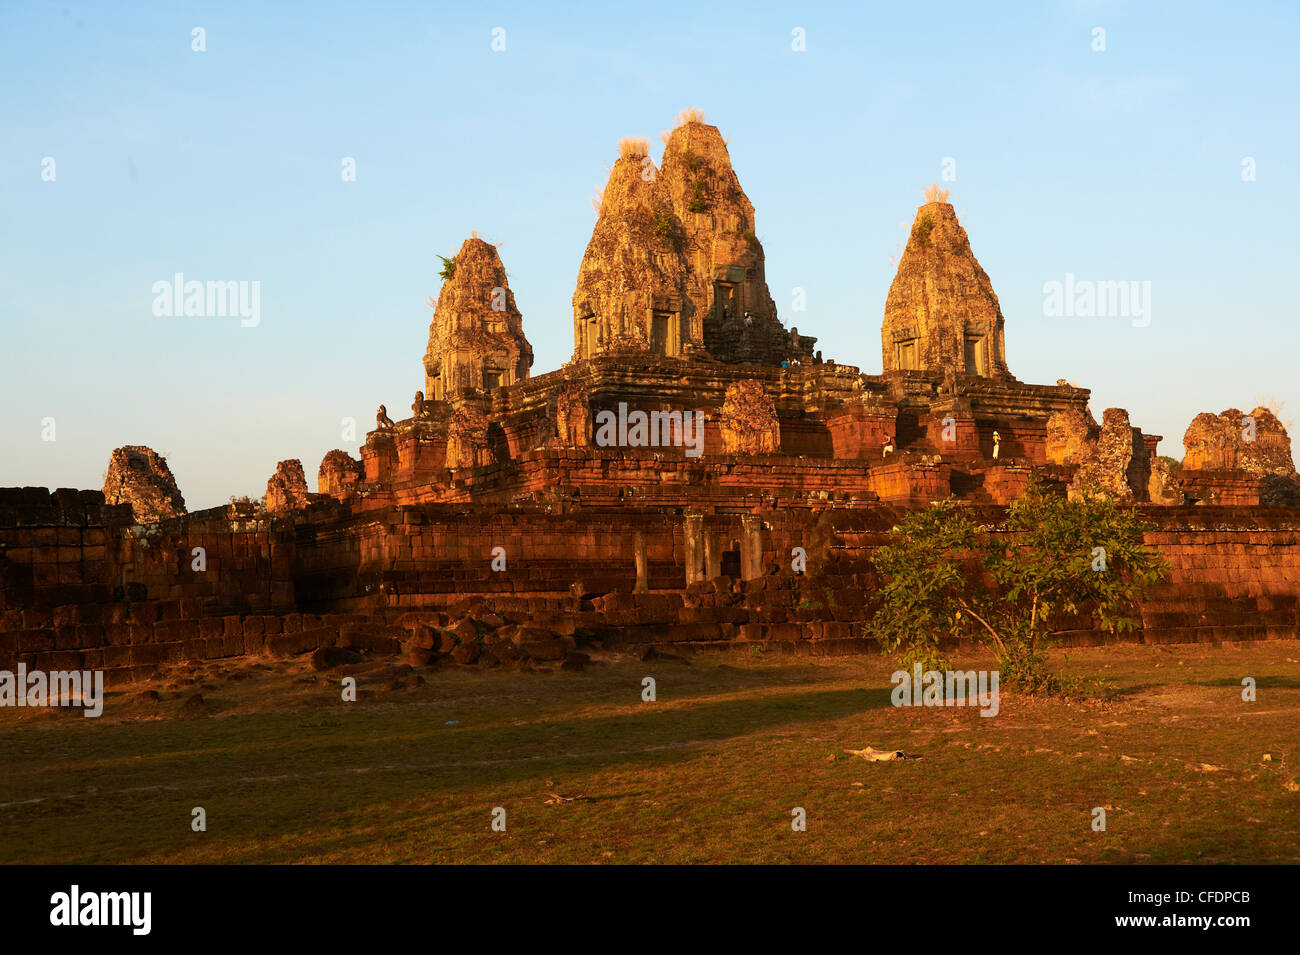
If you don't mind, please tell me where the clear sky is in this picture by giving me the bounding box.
[3,1,1297,509]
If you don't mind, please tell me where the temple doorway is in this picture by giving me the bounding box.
[651,312,669,355]
[713,282,741,323]
[721,541,741,579]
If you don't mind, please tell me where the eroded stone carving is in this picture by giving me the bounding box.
[445,404,492,470]
[1148,456,1185,505]
[554,384,592,449]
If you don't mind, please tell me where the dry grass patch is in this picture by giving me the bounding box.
[0,644,1296,863]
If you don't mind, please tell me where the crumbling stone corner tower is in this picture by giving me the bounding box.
[424,236,533,400]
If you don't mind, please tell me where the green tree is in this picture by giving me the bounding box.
[866,481,1168,691]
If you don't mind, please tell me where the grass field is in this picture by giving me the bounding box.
[1,643,1297,864]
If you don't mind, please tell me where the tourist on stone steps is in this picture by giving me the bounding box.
[992,430,1001,460]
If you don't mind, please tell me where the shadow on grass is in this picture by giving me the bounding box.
[1192,675,1300,690]
[389,682,899,791]
[221,682,899,860]
[0,678,898,860]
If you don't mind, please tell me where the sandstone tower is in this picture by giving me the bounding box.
[659,112,813,365]
[572,138,693,359]
[424,236,533,399]
[572,110,815,367]
[882,187,1010,379]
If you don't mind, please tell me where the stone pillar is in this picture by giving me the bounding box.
[634,532,649,593]
[684,513,706,586]
[739,515,764,582]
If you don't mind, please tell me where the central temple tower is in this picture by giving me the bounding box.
[572,110,815,367]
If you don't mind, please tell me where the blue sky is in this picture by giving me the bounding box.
[2,1,1297,509]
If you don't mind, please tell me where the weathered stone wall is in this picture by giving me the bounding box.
[0,488,131,611]
[4,489,1299,687]
[1184,407,1295,475]
[0,490,293,615]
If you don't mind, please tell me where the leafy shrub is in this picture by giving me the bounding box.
[687,181,710,213]
[913,214,934,248]
[865,479,1168,693]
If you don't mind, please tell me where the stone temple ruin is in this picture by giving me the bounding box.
[3,110,1299,683]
